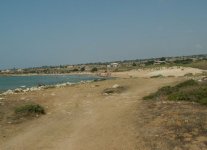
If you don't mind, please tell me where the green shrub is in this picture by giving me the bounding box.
[143,86,176,100]
[91,67,98,72]
[160,57,166,61]
[143,94,156,100]
[150,74,163,78]
[168,92,191,101]
[174,59,193,64]
[80,67,85,72]
[72,68,79,72]
[145,60,154,66]
[143,79,207,105]
[175,79,198,88]
[199,97,207,105]
[184,73,193,77]
[132,63,137,66]
[15,103,45,115]
[158,86,177,95]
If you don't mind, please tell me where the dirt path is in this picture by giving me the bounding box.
[0,77,198,150]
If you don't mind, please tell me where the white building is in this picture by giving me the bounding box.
[1,69,11,73]
[107,63,119,68]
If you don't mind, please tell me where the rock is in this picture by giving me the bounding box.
[14,88,23,93]
[0,101,5,105]
[3,90,13,95]
[202,76,207,81]
[112,84,120,88]
[23,88,30,92]
[184,137,192,142]
[51,93,56,96]
[198,79,202,82]
[173,146,182,150]
[30,87,41,91]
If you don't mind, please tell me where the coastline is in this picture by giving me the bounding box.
[0,75,108,96]
[0,72,95,77]
[0,66,205,96]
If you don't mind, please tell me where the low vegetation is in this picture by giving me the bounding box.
[184,73,193,77]
[144,79,207,105]
[132,62,137,66]
[186,60,207,70]
[15,103,45,115]
[103,86,126,94]
[173,59,193,64]
[72,68,79,72]
[91,67,98,72]
[150,74,163,78]
[0,54,206,75]
[80,67,85,72]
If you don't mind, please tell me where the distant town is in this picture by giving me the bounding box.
[1,54,207,75]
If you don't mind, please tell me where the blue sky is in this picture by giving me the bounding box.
[0,0,207,69]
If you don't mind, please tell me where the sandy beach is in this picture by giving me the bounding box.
[0,67,206,150]
[112,66,205,78]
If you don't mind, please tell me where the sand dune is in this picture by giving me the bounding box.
[112,67,205,78]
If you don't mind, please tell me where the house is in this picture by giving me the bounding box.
[154,60,166,65]
[66,65,74,69]
[107,63,119,68]
[1,69,11,73]
[17,69,23,72]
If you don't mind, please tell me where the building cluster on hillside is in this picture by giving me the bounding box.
[0,54,206,75]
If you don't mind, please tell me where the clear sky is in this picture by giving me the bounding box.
[0,0,207,69]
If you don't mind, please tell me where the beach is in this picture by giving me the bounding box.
[0,67,207,150]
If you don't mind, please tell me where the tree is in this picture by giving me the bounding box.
[91,67,98,72]
[72,68,79,72]
[132,62,137,66]
[145,60,154,66]
[80,67,85,72]
[160,57,166,61]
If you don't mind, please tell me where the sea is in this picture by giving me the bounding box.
[0,75,103,93]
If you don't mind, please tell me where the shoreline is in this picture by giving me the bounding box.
[0,76,108,96]
[0,66,205,97]
[0,72,96,77]
[0,74,109,96]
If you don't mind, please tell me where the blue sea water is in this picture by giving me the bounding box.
[0,75,102,92]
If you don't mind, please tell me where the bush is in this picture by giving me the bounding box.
[160,57,166,61]
[15,103,45,115]
[132,63,137,66]
[199,97,207,105]
[184,73,193,77]
[150,74,163,78]
[143,94,156,100]
[80,67,85,72]
[91,67,98,72]
[168,92,190,101]
[72,68,79,72]
[143,86,176,100]
[175,79,198,88]
[174,59,193,64]
[145,60,154,66]
[143,79,207,105]
[158,86,177,95]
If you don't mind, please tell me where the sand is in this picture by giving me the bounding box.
[112,66,205,78]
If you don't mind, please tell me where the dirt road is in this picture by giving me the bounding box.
[1,77,206,150]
